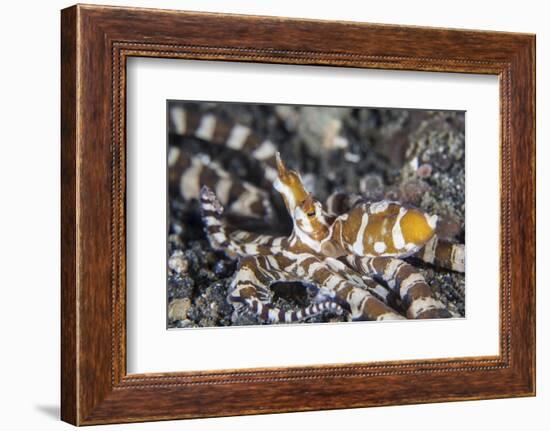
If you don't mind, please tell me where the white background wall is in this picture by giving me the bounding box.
[0,0,546,429]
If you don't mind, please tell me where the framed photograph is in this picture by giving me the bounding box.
[61,4,535,425]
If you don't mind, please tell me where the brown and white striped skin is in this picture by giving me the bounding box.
[413,235,465,273]
[229,255,345,323]
[169,106,464,267]
[330,201,438,258]
[201,187,403,322]
[326,190,465,273]
[169,149,272,219]
[199,155,462,323]
[200,186,282,258]
[341,256,451,319]
[169,105,279,182]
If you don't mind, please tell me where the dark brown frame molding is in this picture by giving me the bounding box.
[61,4,536,425]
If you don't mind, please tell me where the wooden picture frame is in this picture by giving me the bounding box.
[61,4,535,425]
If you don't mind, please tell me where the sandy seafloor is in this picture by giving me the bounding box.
[167,102,465,328]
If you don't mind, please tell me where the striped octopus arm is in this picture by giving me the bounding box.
[342,255,452,319]
[169,149,272,219]
[229,255,344,324]
[169,105,279,182]
[289,254,405,321]
[414,235,465,273]
[199,186,283,258]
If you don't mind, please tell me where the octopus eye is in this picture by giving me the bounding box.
[300,196,317,218]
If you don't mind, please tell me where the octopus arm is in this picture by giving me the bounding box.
[229,255,344,323]
[342,255,451,319]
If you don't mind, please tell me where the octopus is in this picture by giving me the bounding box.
[200,154,464,322]
[168,104,465,323]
